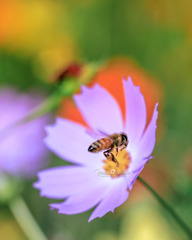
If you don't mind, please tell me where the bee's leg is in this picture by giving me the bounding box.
[110,153,119,167]
[103,149,111,159]
[103,149,119,167]
[120,144,127,151]
[116,147,118,156]
[111,142,118,156]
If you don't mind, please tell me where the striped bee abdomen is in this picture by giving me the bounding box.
[88,138,112,153]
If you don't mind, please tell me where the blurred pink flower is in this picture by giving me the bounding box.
[35,77,158,221]
[0,88,50,179]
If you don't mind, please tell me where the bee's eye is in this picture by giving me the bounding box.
[122,134,127,142]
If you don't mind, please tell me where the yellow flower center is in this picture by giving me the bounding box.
[102,149,131,178]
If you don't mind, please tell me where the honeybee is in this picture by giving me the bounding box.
[88,132,128,167]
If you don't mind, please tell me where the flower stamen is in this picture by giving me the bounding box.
[102,150,131,178]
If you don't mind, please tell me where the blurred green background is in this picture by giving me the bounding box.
[0,0,192,239]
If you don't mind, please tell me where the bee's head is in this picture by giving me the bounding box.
[121,132,128,146]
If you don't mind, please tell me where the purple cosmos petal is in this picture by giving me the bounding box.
[0,117,48,178]
[45,118,103,166]
[0,89,49,178]
[123,77,147,150]
[125,157,153,190]
[34,165,105,199]
[134,103,158,159]
[73,84,123,134]
[50,181,107,215]
[88,177,128,222]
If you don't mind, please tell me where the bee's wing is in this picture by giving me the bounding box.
[96,129,110,137]
[85,129,110,140]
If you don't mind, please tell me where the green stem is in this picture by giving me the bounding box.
[8,196,47,240]
[137,176,192,239]
[0,62,101,140]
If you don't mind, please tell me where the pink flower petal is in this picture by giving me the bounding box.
[44,118,102,166]
[34,166,105,199]
[0,116,48,178]
[88,177,128,222]
[123,77,147,149]
[50,179,109,215]
[0,89,49,178]
[125,157,153,190]
[73,84,123,134]
[134,103,158,159]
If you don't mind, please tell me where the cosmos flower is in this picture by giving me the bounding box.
[0,88,49,179]
[35,77,158,222]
